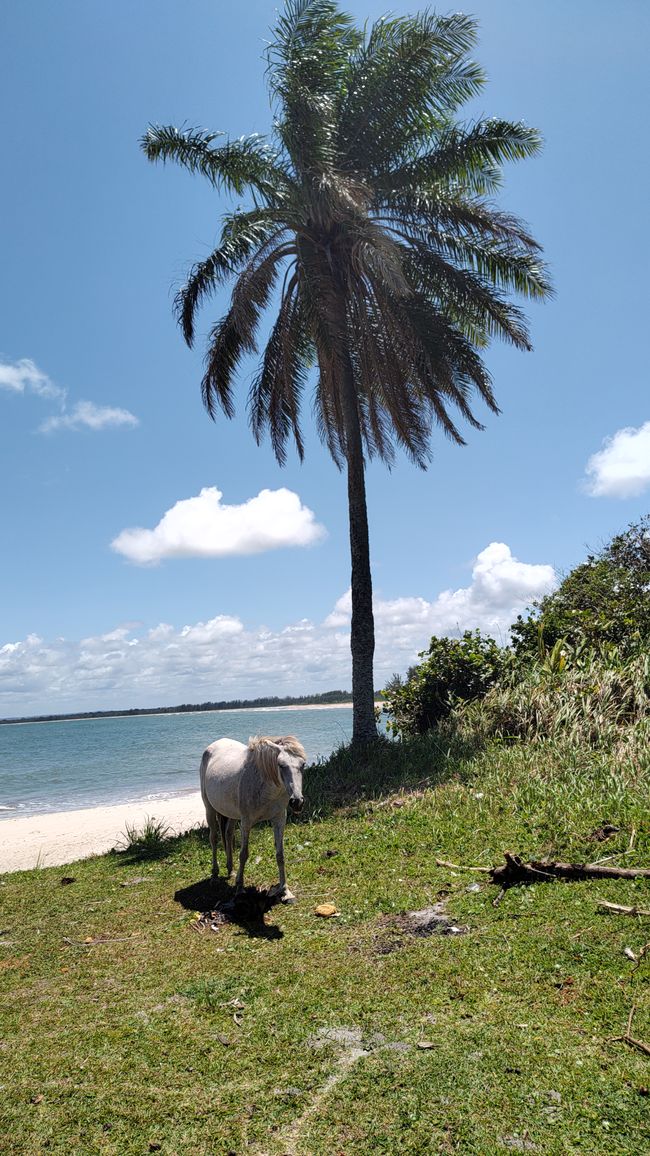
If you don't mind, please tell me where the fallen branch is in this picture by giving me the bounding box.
[489,852,650,891]
[597,901,650,918]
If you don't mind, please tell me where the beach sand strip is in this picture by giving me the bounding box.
[0,792,205,874]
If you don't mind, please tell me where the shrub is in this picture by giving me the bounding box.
[511,515,650,660]
[444,642,650,757]
[384,630,506,738]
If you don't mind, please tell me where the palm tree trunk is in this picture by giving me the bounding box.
[339,348,378,746]
[319,260,378,746]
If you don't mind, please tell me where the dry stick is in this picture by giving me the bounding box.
[629,826,637,851]
[591,849,636,866]
[62,935,141,947]
[435,858,492,873]
[610,1004,650,1058]
[597,901,650,917]
[437,852,650,906]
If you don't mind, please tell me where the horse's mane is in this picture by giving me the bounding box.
[248,735,306,784]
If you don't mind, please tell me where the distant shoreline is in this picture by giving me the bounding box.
[0,693,383,728]
[1,702,356,728]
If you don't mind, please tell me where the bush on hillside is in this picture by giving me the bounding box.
[511,515,650,660]
[444,641,650,757]
[384,630,506,738]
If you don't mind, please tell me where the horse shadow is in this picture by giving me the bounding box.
[174,877,285,940]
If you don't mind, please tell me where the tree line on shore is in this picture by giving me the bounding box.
[0,690,354,727]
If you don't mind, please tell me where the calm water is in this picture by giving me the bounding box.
[0,707,353,819]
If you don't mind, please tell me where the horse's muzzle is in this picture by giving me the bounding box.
[289,797,304,814]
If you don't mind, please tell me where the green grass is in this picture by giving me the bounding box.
[118,815,173,858]
[1,735,649,1154]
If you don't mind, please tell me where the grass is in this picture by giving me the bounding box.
[118,815,173,858]
[1,734,649,1154]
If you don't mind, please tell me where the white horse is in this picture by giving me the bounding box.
[199,735,306,902]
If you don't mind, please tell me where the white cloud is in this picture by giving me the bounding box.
[0,542,557,717]
[39,400,139,433]
[0,357,65,401]
[111,486,327,564]
[583,422,650,498]
[1,356,139,434]
[327,542,557,648]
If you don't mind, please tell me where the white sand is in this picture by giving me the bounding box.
[0,792,206,874]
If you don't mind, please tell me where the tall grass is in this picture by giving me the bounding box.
[445,643,650,760]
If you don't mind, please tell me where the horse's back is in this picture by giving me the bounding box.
[200,737,247,819]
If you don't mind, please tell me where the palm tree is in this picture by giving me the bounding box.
[142,1,551,746]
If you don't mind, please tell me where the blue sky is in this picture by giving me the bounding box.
[1,0,648,716]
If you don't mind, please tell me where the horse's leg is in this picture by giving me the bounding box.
[272,816,295,903]
[220,816,235,878]
[235,820,251,892]
[205,802,219,879]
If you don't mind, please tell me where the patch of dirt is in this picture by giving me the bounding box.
[366,904,469,955]
[587,822,620,842]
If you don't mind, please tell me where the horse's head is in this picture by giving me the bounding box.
[250,735,306,812]
[276,746,305,814]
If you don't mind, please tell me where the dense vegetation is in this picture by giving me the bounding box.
[511,514,650,660]
[385,518,650,756]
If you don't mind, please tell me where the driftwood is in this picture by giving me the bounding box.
[437,852,650,906]
[490,852,650,888]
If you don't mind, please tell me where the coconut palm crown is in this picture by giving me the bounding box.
[142,1,551,745]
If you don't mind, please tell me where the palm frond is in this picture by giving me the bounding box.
[375,119,543,199]
[201,240,289,419]
[406,295,499,427]
[268,0,360,175]
[248,275,312,463]
[268,0,360,96]
[339,12,484,174]
[381,200,552,301]
[141,124,286,198]
[175,212,282,346]
[398,240,533,349]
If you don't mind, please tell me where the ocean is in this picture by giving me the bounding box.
[0,706,354,819]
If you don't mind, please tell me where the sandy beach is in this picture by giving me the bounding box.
[0,792,206,874]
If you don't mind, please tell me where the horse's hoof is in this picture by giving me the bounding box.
[280,888,296,904]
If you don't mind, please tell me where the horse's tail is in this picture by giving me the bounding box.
[199,748,211,802]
